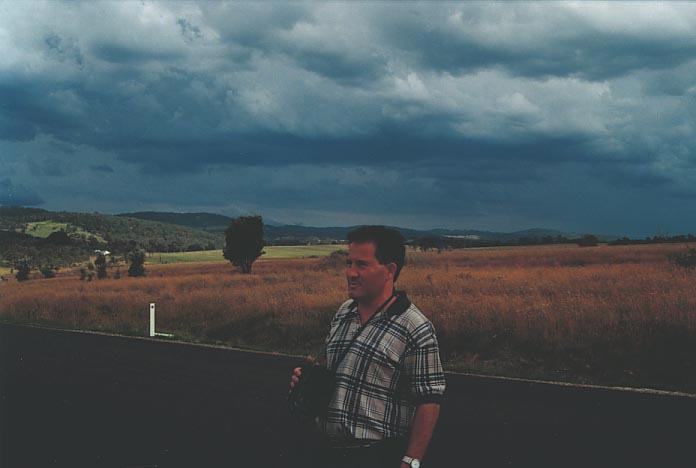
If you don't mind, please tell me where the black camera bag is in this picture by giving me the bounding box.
[288,294,396,419]
[287,364,336,418]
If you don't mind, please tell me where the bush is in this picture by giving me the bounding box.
[95,253,108,279]
[669,247,696,270]
[40,265,56,278]
[15,260,30,281]
[577,234,599,247]
[316,249,348,270]
[127,248,146,277]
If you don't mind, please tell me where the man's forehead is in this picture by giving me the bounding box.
[348,241,378,259]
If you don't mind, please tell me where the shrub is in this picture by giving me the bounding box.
[95,253,108,279]
[15,260,30,281]
[40,265,56,278]
[127,248,146,277]
[316,249,348,270]
[669,247,696,270]
[577,234,599,247]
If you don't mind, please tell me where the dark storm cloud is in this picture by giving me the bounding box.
[642,62,696,96]
[28,157,65,177]
[0,179,45,206]
[91,43,184,64]
[280,47,387,86]
[383,24,696,80]
[109,130,590,180]
[1,2,695,235]
[44,33,84,68]
[377,4,696,80]
[177,18,203,43]
[0,78,85,143]
[212,3,312,48]
[90,164,114,173]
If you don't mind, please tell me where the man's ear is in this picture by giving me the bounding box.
[386,262,397,280]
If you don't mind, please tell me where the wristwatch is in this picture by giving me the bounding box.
[402,455,421,468]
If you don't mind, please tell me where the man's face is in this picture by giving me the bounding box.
[345,242,394,302]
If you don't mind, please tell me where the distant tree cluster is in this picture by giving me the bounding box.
[410,234,581,252]
[608,234,696,246]
[1,230,93,272]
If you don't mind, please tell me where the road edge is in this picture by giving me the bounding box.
[2,320,695,400]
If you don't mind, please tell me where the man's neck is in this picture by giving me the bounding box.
[357,288,396,325]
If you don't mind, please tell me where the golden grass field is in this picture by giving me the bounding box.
[146,245,347,264]
[1,243,695,393]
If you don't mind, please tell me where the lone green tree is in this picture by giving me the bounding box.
[95,253,108,279]
[223,216,265,274]
[127,248,146,277]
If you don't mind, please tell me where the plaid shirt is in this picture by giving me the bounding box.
[319,291,446,441]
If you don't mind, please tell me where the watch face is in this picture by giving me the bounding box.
[411,460,420,468]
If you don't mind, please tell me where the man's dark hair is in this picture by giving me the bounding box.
[347,226,406,281]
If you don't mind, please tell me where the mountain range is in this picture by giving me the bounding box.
[117,211,599,243]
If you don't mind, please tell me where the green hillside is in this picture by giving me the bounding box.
[0,207,224,255]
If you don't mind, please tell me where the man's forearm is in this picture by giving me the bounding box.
[404,403,441,461]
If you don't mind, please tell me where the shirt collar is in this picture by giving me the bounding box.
[348,290,411,321]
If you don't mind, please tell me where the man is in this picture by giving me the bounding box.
[290,226,446,468]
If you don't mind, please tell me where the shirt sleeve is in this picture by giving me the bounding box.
[403,320,446,405]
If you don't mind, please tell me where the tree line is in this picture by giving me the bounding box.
[5,215,266,281]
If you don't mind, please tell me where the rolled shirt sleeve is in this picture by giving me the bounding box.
[404,321,446,404]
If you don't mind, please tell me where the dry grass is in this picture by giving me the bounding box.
[1,243,695,393]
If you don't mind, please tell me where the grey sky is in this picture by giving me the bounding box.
[1,1,695,236]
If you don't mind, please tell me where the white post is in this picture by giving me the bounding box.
[149,303,155,337]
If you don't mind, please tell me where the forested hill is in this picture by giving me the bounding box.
[117,211,233,232]
[0,207,223,254]
[1,206,600,251]
[114,210,584,244]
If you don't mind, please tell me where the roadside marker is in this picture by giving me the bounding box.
[149,303,173,338]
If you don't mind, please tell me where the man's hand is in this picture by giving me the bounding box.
[289,355,322,393]
[289,366,302,390]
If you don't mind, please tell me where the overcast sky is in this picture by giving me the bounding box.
[1,1,695,236]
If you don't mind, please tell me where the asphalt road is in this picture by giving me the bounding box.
[1,323,694,468]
